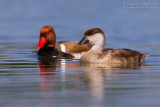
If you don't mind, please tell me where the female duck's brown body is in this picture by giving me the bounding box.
[37,26,91,58]
[76,28,150,63]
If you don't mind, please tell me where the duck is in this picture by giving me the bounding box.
[37,26,91,58]
[76,28,150,63]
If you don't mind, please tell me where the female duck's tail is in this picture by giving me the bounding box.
[141,53,150,62]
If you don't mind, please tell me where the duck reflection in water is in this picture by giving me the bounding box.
[37,55,148,107]
[79,61,146,104]
[38,56,80,75]
[37,56,80,92]
[38,56,58,95]
[38,56,58,75]
[82,63,105,99]
[38,56,106,106]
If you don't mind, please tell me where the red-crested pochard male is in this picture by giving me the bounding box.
[37,26,91,58]
[76,28,150,63]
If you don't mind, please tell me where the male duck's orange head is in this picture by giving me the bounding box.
[37,26,56,50]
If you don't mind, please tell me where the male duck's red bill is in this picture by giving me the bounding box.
[37,37,47,50]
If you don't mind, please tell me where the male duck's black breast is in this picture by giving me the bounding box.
[38,45,74,58]
[38,45,59,57]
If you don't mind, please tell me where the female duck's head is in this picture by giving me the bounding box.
[76,28,106,48]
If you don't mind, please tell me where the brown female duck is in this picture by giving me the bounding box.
[76,28,150,63]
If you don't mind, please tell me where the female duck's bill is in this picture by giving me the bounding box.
[76,28,150,63]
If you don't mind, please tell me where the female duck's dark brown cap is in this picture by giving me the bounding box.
[84,28,104,37]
